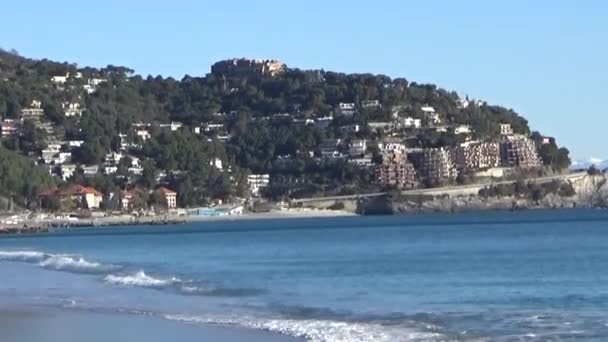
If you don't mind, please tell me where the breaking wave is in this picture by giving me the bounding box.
[165,314,448,342]
[104,271,180,288]
[0,250,47,262]
[0,249,118,274]
[39,254,119,273]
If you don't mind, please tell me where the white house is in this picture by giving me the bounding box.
[83,84,96,94]
[62,102,83,117]
[403,117,422,129]
[136,129,151,141]
[421,106,441,124]
[51,74,69,84]
[500,123,514,135]
[454,125,472,135]
[60,164,78,181]
[379,142,406,153]
[349,139,367,157]
[248,174,270,196]
[159,122,183,132]
[337,102,356,116]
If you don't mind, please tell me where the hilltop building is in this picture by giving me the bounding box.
[211,58,286,77]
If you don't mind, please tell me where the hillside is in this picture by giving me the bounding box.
[0,50,571,210]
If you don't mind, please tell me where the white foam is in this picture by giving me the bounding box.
[104,271,179,288]
[0,250,47,262]
[165,314,445,342]
[39,254,117,273]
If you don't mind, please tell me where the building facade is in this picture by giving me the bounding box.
[408,148,457,184]
[376,149,416,188]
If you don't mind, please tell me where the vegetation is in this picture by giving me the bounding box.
[0,49,572,209]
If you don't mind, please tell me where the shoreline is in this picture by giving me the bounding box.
[0,305,303,342]
[0,209,357,234]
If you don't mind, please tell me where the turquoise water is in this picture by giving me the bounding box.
[2,209,608,341]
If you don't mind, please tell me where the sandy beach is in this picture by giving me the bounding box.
[0,306,302,342]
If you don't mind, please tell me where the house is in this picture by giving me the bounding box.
[379,140,406,153]
[454,125,472,135]
[349,139,367,157]
[421,106,441,124]
[0,120,19,139]
[82,84,96,94]
[51,73,69,84]
[157,187,177,209]
[403,117,422,129]
[361,100,381,109]
[337,102,356,116]
[500,123,514,135]
[248,174,270,196]
[60,164,77,181]
[82,165,99,177]
[120,190,135,210]
[541,136,555,145]
[21,100,45,123]
[159,122,183,132]
[62,102,83,117]
[368,122,394,133]
[136,129,151,141]
[67,140,84,149]
[105,152,123,166]
[40,184,103,210]
[210,158,223,171]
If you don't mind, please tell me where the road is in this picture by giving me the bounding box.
[290,172,587,204]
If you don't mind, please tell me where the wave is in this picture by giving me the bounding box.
[0,249,119,274]
[39,254,119,273]
[165,314,447,342]
[180,284,266,297]
[0,250,47,262]
[104,271,180,288]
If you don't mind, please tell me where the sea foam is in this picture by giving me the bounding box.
[39,254,118,273]
[165,314,446,342]
[0,249,118,274]
[104,271,180,288]
[0,250,47,262]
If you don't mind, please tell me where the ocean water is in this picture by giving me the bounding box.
[2,209,608,341]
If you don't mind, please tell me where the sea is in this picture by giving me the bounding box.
[1,209,608,342]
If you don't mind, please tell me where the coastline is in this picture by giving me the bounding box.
[0,305,302,342]
[0,209,357,234]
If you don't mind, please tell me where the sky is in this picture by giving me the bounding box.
[1,0,606,161]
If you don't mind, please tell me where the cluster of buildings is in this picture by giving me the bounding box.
[375,123,544,187]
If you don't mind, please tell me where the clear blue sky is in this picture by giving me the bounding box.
[2,0,606,161]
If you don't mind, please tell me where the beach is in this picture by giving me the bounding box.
[0,307,301,342]
[0,209,356,234]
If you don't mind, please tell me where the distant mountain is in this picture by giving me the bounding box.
[571,158,608,170]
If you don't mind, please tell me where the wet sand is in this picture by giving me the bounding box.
[0,306,302,342]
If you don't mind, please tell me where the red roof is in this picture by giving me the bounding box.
[157,187,176,195]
